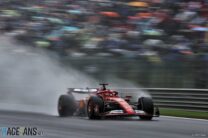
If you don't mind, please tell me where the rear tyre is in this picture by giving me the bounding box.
[58,94,76,117]
[138,97,154,120]
[87,96,104,120]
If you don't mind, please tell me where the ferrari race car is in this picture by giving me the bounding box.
[58,84,160,120]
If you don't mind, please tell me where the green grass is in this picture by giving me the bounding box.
[160,108,208,120]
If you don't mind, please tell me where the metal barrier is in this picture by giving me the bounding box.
[143,88,208,111]
[116,88,208,112]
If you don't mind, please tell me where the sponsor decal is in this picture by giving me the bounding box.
[135,110,145,114]
[109,110,124,114]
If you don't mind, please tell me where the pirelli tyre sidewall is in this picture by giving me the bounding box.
[87,96,104,119]
[58,94,77,117]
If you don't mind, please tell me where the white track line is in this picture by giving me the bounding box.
[161,115,208,121]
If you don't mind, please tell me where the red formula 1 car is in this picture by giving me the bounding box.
[58,84,160,120]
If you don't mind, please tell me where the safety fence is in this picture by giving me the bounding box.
[118,88,208,112]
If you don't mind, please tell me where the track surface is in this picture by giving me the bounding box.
[0,111,207,138]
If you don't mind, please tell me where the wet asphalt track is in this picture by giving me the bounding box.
[0,110,207,138]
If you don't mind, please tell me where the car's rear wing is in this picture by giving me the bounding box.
[67,88,98,94]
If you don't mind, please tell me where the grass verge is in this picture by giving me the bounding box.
[160,108,208,120]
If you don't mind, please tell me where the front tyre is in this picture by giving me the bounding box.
[58,94,76,117]
[138,97,154,120]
